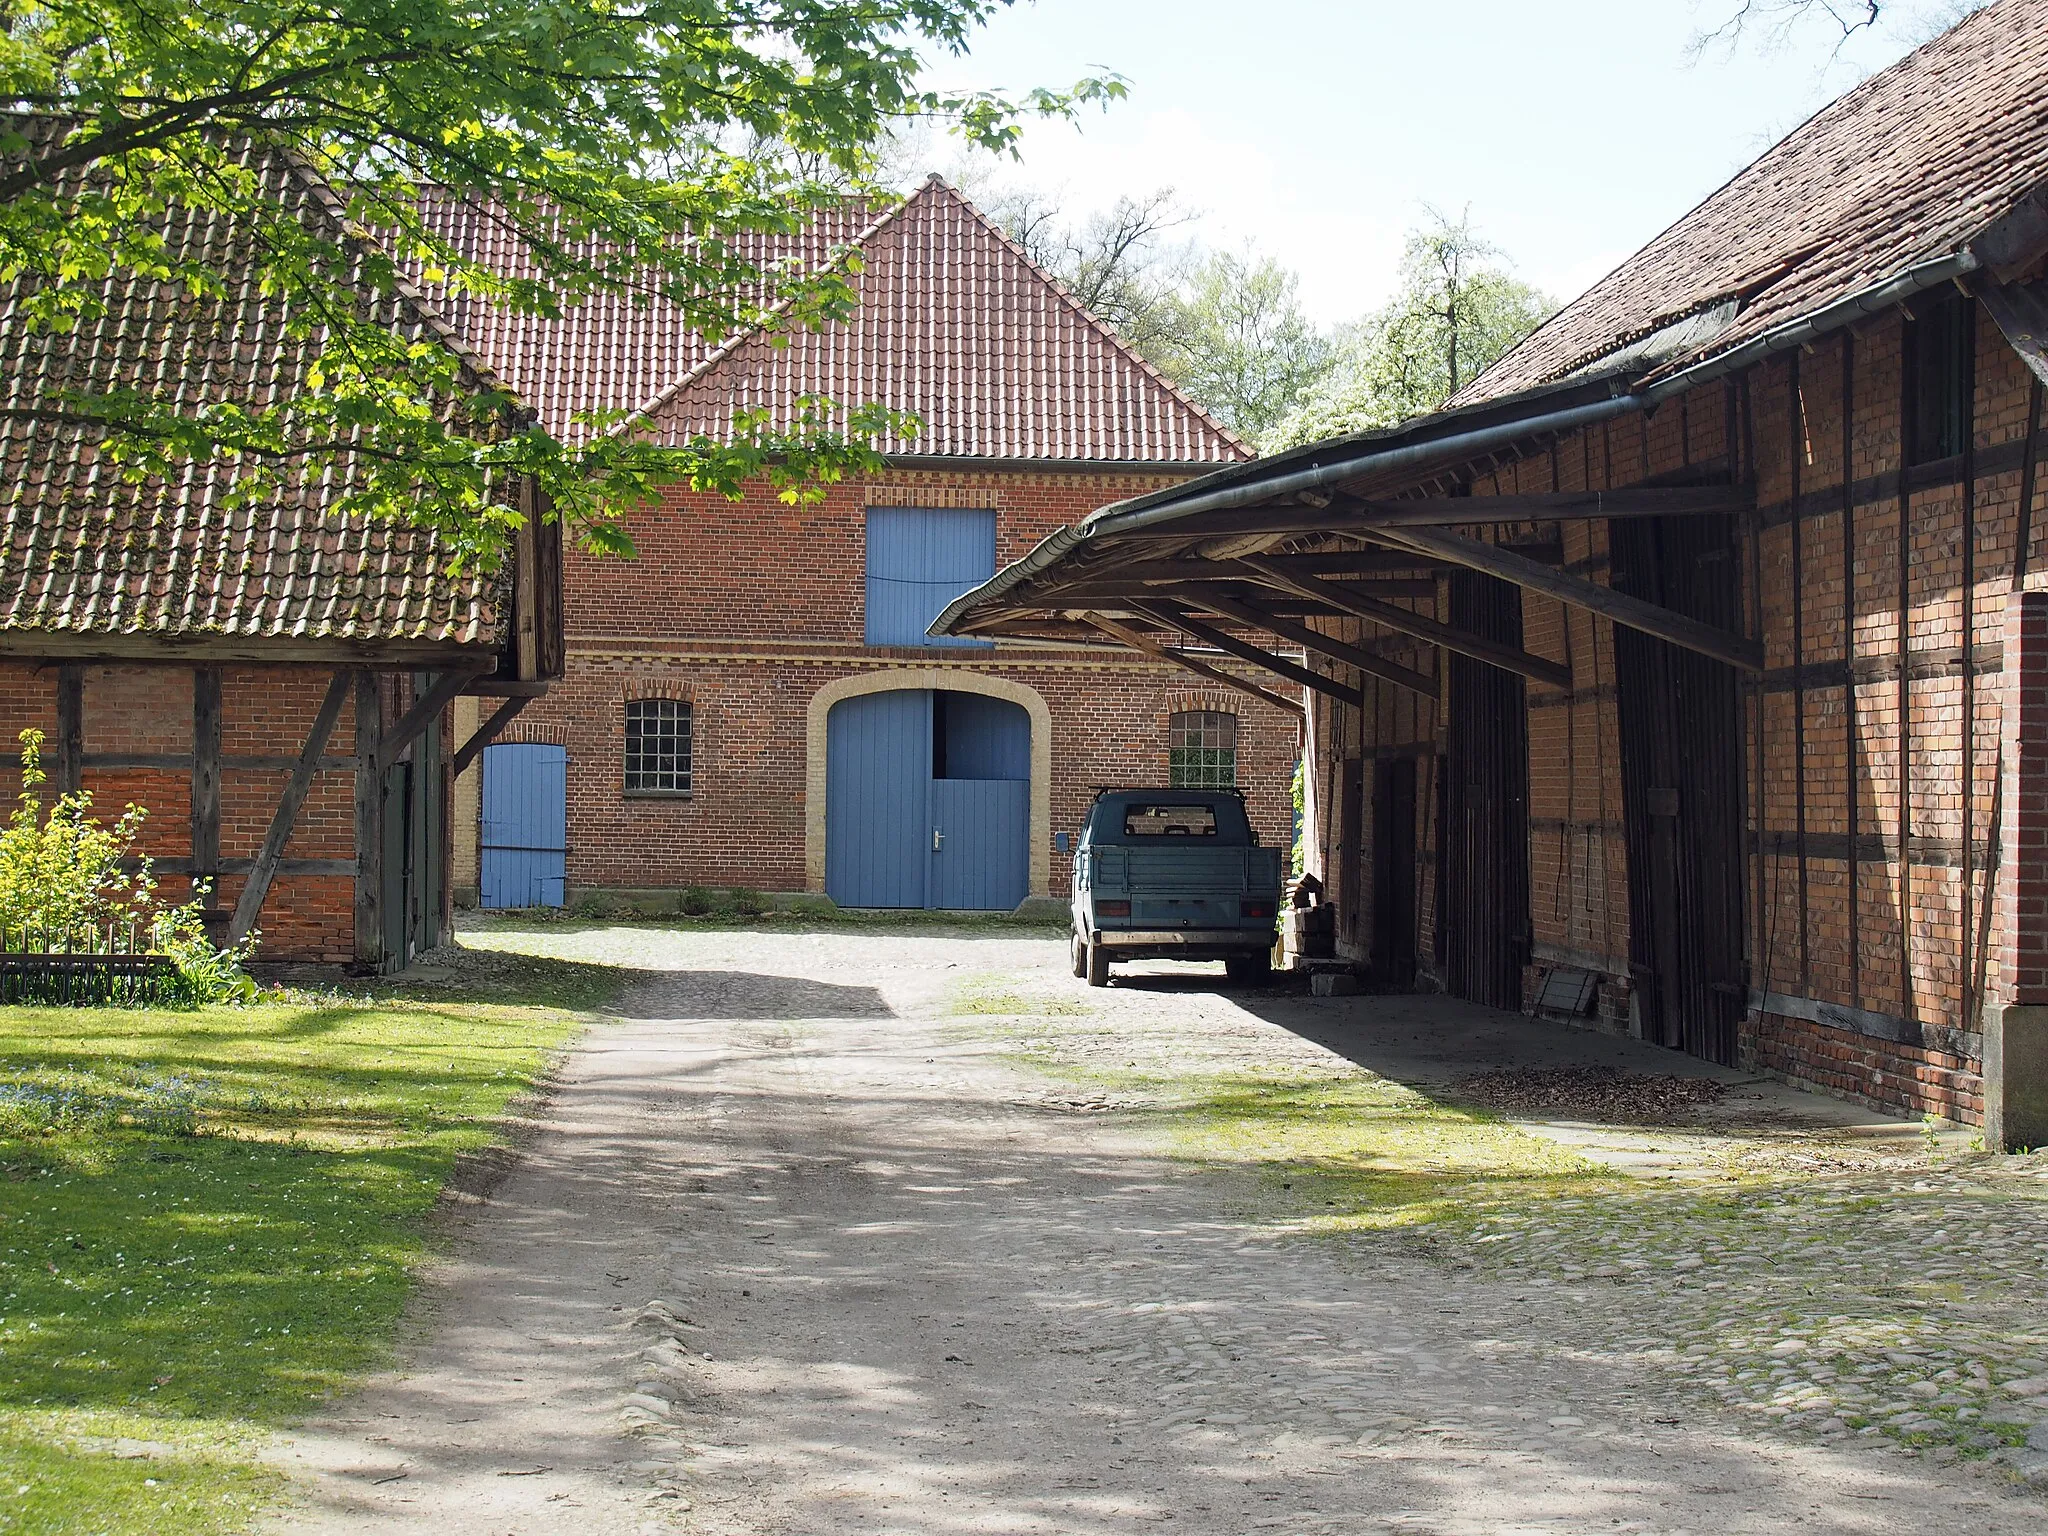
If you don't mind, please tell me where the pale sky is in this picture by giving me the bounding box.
[915,0,1979,324]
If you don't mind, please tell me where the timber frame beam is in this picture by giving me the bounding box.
[1082,615,1305,718]
[1125,601,1364,708]
[371,667,488,776]
[1367,525,1765,675]
[1165,587,1440,700]
[1235,554,1573,689]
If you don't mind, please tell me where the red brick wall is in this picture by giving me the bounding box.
[0,661,366,964]
[517,463,1299,900]
[519,651,1298,896]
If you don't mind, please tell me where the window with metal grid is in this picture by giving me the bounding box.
[623,699,692,795]
[1168,710,1237,788]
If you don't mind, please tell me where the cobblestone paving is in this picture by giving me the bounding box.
[276,923,2048,1533]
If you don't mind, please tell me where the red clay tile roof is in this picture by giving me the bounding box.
[1453,0,2048,407]
[0,119,502,655]
[427,179,1249,463]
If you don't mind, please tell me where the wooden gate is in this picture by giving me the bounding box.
[1439,571,1531,1010]
[825,689,1030,910]
[1610,514,1747,1064]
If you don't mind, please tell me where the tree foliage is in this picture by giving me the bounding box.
[1267,210,1552,450]
[1151,249,1330,442]
[0,0,1119,560]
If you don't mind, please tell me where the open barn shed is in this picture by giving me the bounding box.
[935,1,2048,1149]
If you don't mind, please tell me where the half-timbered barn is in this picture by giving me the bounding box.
[935,0,2048,1147]
[0,122,561,972]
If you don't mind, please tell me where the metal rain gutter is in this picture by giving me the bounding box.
[1642,249,1982,403]
[1083,392,1645,537]
[931,246,1985,641]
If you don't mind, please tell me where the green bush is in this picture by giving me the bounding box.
[678,885,715,916]
[728,886,768,916]
[0,730,256,1005]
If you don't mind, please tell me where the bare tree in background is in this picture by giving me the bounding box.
[1691,0,1986,57]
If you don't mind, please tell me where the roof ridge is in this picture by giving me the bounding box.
[613,190,913,434]
[919,177,1252,458]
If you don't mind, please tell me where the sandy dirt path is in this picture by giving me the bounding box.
[265,926,2048,1535]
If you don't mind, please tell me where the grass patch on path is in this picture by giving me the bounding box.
[968,980,1619,1232]
[0,949,619,1535]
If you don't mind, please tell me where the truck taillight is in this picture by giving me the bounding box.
[1240,900,1273,920]
[1096,899,1131,917]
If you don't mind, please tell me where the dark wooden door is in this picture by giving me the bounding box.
[1372,756,1418,986]
[1611,514,1747,1065]
[1440,571,1531,1011]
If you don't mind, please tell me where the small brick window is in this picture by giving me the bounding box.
[1168,710,1237,788]
[624,699,692,795]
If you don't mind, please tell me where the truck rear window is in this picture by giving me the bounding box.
[1124,804,1218,837]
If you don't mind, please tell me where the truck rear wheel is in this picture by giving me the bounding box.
[1225,951,1271,987]
[1070,929,1088,978]
[1086,941,1111,988]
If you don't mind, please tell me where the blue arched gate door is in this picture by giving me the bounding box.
[826,690,1029,910]
[480,742,567,908]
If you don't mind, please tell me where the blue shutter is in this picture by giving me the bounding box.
[864,506,996,648]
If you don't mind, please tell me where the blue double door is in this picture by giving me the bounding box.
[480,742,567,909]
[826,690,1029,910]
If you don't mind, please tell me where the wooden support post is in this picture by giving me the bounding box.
[354,670,384,973]
[1843,334,1861,1010]
[1961,299,1978,1032]
[1364,524,1764,674]
[54,663,83,795]
[1082,616,1304,718]
[449,695,536,779]
[1790,351,1811,993]
[1125,602,1365,708]
[191,667,223,930]
[1169,588,1440,700]
[1898,320,1915,1025]
[228,670,351,946]
[1235,555,1571,689]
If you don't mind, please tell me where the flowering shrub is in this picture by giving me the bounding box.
[0,730,257,1005]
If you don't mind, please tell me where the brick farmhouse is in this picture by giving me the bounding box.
[937,0,2048,1146]
[427,178,1301,912]
[0,120,562,971]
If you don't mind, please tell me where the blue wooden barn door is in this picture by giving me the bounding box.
[929,692,1029,911]
[825,690,933,908]
[480,743,567,909]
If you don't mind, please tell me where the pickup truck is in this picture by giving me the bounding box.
[1069,789,1283,988]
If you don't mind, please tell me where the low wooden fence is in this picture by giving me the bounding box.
[0,922,179,1006]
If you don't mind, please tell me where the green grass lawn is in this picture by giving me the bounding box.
[0,950,619,1535]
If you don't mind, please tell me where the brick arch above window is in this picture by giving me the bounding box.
[1161,689,1243,726]
[616,679,695,705]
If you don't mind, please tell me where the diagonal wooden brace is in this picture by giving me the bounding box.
[1126,601,1364,708]
[1366,525,1763,674]
[228,670,351,945]
[1235,555,1572,689]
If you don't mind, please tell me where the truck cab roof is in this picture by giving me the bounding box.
[1082,789,1255,847]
